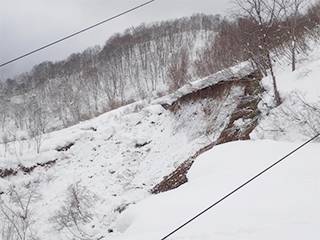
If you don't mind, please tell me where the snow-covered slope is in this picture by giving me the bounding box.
[251,43,320,141]
[0,41,319,240]
[0,63,258,239]
[112,140,320,240]
[109,41,320,240]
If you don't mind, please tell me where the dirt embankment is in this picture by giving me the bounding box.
[151,71,264,194]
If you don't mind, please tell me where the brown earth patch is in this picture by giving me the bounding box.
[150,70,264,194]
[0,159,57,178]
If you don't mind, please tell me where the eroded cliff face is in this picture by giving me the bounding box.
[151,70,264,194]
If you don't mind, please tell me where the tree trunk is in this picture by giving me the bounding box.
[267,53,282,106]
[292,40,296,71]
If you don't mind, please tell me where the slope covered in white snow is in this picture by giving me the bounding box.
[0,63,259,239]
[0,39,319,240]
[112,140,320,240]
[109,42,320,239]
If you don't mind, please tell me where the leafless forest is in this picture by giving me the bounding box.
[1,0,319,140]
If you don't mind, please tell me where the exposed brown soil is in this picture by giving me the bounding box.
[150,143,214,194]
[150,70,264,194]
[56,142,75,152]
[0,159,57,178]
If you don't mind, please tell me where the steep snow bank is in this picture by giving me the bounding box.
[112,140,320,240]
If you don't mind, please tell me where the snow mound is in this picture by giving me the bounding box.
[112,140,320,240]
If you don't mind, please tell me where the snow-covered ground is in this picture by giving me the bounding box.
[112,140,320,240]
[0,41,319,239]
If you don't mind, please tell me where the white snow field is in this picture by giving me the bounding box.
[112,140,320,240]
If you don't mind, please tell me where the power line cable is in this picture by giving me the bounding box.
[161,133,320,240]
[0,0,155,68]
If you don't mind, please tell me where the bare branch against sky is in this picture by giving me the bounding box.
[0,0,230,81]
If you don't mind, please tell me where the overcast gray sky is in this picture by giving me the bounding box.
[0,0,231,81]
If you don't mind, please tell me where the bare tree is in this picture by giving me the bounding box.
[307,1,320,29]
[0,94,9,132]
[0,184,41,240]
[50,183,95,240]
[233,0,283,105]
[279,93,320,137]
[276,0,310,71]
[1,132,10,157]
[167,47,191,91]
[27,100,49,154]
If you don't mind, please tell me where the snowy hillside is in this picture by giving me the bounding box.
[0,62,260,239]
[110,42,320,240]
[0,40,319,240]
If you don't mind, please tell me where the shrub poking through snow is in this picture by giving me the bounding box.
[0,184,41,240]
[50,183,95,239]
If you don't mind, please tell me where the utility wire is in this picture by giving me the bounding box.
[161,133,320,240]
[0,0,155,68]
